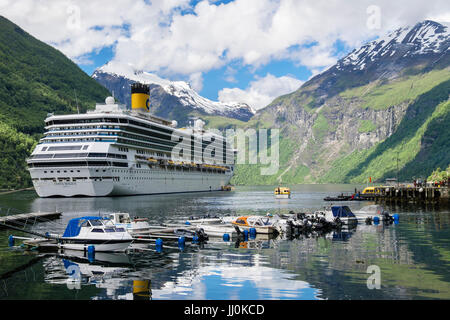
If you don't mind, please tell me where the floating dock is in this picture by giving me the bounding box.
[0,211,62,229]
[362,186,449,203]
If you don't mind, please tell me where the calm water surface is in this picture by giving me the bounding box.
[0,184,449,300]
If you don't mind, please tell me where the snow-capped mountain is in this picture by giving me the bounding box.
[337,20,449,72]
[92,63,255,125]
[288,20,450,106]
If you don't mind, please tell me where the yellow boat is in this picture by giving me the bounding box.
[274,187,290,199]
[361,186,390,195]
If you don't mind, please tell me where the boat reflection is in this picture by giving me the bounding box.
[43,250,152,300]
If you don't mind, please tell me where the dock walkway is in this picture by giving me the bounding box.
[0,211,62,229]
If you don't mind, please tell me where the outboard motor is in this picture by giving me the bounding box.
[195,228,208,242]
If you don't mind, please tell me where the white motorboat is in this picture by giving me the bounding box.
[353,205,397,222]
[107,213,152,235]
[315,206,358,225]
[60,216,134,252]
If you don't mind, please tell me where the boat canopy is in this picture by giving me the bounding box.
[62,216,107,238]
[331,206,356,218]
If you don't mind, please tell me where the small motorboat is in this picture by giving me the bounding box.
[323,193,352,201]
[231,216,277,234]
[59,216,134,252]
[353,205,398,223]
[316,206,358,225]
[107,213,151,235]
[275,187,291,199]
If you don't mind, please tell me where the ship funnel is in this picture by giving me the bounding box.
[131,83,150,112]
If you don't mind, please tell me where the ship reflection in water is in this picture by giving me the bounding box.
[0,185,449,300]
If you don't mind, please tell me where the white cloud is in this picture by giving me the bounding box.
[1,0,449,89]
[188,72,204,92]
[218,73,304,110]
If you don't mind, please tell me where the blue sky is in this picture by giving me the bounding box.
[1,0,448,109]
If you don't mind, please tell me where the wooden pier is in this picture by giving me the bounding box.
[362,186,449,204]
[0,211,62,229]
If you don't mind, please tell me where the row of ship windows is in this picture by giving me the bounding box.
[38,168,229,174]
[46,122,229,148]
[49,125,120,131]
[31,153,127,159]
[46,118,174,136]
[34,175,222,182]
[41,145,89,151]
[42,134,232,159]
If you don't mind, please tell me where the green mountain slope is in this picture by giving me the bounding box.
[0,16,111,189]
[0,15,110,134]
[231,21,450,185]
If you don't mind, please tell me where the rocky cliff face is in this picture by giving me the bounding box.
[233,20,450,184]
[92,65,254,126]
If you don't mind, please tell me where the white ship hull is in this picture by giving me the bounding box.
[30,167,232,197]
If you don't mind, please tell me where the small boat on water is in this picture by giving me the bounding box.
[323,193,352,201]
[353,205,398,222]
[231,216,277,234]
[314,206,358,225]
[275,187,291,199]
[107,213,152,235]
[59,216,133,252]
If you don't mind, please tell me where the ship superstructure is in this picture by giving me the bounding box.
[27,83,234,197]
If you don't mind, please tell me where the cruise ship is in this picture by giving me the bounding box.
[27,83,235,197]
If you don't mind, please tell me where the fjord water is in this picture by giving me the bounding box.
[0,185,449,300]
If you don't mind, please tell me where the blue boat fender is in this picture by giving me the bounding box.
[8,235,14,247]
[87,245,95,262]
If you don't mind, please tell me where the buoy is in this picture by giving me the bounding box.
[178,236,185,250]
[185,221,191,225]
[223,233,230,242]
[87,245,95,262]
[8,235,14,247]
[249,228,257,237]
[243,229,249,240]
[393,214,399,221]
[373,216,380,225]
[192,235,199,243]
[155,238,163,252]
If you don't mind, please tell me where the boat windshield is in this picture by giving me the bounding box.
[89,219,104,227]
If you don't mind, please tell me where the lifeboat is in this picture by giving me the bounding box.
[274,187,291,199]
